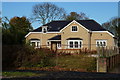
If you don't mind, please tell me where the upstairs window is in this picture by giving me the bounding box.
[43,28,47,33]
[72,26,77,32]
[42,26,47,33]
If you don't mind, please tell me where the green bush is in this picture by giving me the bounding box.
[15,45,55,68]
[3,44,56,70]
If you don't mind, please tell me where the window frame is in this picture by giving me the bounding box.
[68,40,82,49]
[71,26,78,32]
[30,40,40,48]
[96,40,107,47]
[57,42,61,49]
[46,41,50,46]
[42,26,47,33]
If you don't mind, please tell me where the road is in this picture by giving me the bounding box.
[2,70,120,80]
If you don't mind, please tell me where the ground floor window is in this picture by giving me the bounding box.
[68,40,82,49]
[57,42,61,49]
[30,39,40,48]
[96,40,107,47]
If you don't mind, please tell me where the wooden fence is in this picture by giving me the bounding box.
[97,47,120,72]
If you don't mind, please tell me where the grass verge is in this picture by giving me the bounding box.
[2,71,46,78]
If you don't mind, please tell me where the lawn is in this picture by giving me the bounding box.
[50,54,96,72]
[2,71,46,78]
[2,54,96,78]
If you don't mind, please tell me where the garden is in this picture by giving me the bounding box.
[2,45,97,78]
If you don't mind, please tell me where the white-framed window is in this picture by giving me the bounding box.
[57,42,61,49]
[43,28,47,33]
[30,40,40,48]
[42,26,47,33]
[47,41,50,46]
[68,40,82,49]
[71,26,78,32]
[96,40,107,47]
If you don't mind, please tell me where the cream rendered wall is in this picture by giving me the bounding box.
[91,32,114,50]
[61,22,89,49]
[26,33,61,48]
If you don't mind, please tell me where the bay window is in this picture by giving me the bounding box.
[68,40,82,49]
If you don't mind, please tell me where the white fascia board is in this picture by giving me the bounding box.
[25,32,42,38]
[46,32,60,33]
[92,31,115,37]
[60,20,89,32]
[25,32,60,38]
[48,40,61,41]
[25,32,31,38]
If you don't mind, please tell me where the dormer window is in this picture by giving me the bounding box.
[72,26,78,32]
[42,26,47,33]
[43,28,47,33]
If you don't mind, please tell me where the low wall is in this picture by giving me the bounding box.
[57,48,97,54]
[57,49,81,54]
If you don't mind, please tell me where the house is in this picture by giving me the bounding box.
[25,20,117,53]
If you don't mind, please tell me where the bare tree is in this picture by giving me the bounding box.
[32,3,66,25]
[102,17,120,46]
[102,17,120,37]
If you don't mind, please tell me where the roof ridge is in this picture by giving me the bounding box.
[52,19,94,22]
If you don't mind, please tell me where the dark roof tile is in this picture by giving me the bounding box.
[32,20,107,32]
[48,35,61,40]
[67,38,83,40]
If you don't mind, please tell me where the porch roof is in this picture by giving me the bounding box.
[66,38,83,40]
[30,38,40,40]
[48,35,61,40]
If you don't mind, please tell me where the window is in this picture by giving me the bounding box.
[96,40,107,47]
[103,42,106,46]
[75,41,78,48]
[79,41,82,48]
[70,41,73,48]
[68,40,82,49]
[37,42,40,47]
[47,41,50,46]
[31,42,35,47]
[43,28,47,33]
[97,42,99,46]
[42,26,47,33]
[30,40,40,48]
[57,42,61,49]
[72,26,77,32]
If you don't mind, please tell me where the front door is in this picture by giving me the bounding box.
[51,42,57,51]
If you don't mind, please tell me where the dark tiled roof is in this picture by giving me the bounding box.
[67,38,83,40]
[48,35,61,40]
[44,21,71,32]
[30,39,40,40]
[76,20,106,31]
[32,27,42,32]
[32,20,107,32]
